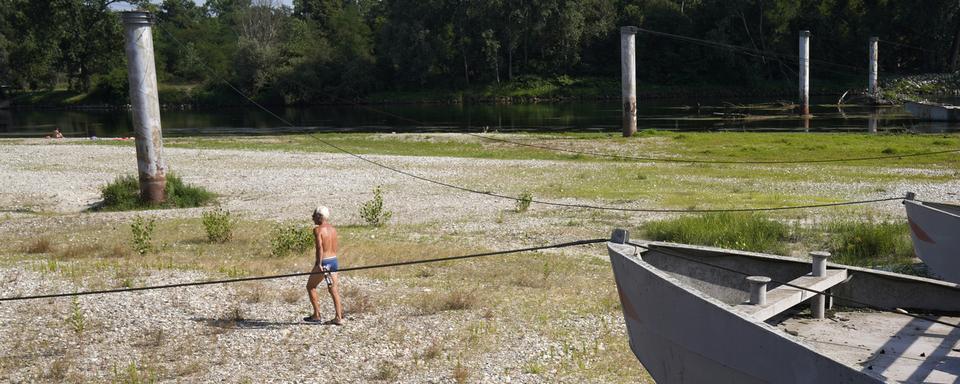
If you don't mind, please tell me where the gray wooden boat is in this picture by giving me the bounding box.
[904,101,960,121]
[904,197,960,284]
[607,233,960,383]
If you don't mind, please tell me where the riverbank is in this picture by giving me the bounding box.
[1,133,957,382]
[7,75,861,109]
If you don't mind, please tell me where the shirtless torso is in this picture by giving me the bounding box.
[314,223,338,261]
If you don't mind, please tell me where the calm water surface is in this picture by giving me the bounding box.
[2,97,957,138]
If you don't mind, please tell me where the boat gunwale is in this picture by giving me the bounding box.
[905,199,960,220]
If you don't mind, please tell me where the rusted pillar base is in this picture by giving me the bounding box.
[139,176,166,204]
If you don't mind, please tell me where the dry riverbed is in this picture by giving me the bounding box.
[0,137,957,383]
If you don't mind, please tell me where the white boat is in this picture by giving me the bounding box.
[904,101,960,121]
[904,196,960,284]
[607,233,960,383]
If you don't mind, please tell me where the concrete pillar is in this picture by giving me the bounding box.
[610,228,630,244]
[122,11,166,204]
[799,31,811,116]
[809,251,831,319]
[746,276,771,305]
[869,37,879,96]
[621,26,638,137]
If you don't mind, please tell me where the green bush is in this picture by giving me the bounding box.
[202,208,234,243]
[130,215,156,255]
[826,220,913,267]
[270,224,313,257]
[99,174,215,211]
[642,213,793,254]
[360,186,393,227]
[516,191,533,213]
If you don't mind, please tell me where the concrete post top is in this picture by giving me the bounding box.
[905,191,917,201]
[809,251,831,259]
[746,276,771,284]
[800,30,811,37]
[870,36,879,42]
[620,26,639,35]
[121,11,155,26]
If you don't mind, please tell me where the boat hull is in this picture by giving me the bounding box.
[608,242,881,383]
[904,200,960,284]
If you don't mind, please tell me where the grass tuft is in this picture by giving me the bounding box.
[372,361,399,381]
[25,238,52,254]
[826,220,914,267]
[98,174,215,211]
[642,213,794,254]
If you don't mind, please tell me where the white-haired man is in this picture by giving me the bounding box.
[304,206,344,325]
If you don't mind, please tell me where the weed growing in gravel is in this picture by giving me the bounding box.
[67,297,85,337]
[417,289,478,315]
[25,238,52,254]
[421,339,443,360]
[372,361,399,381]
[342,285,375,315]
[452,362,470,384]
[360,185,392,226]
[112,361,157,384]
[202,208,234,243]
[99,174,215,211]
[516,191,533,213]
[642,212,794,254]
[826,220,913,267]
[270,224,313,257]
[130,216,156,255]
[281,288,301,304]
[59,244,101,259]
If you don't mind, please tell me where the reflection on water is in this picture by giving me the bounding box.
[3,96,958,138]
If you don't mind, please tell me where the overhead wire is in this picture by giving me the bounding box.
[0,238,607,302]
[152,24,909,214]
[626,241,960,329]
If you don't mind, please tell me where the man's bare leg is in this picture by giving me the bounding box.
[305,265,325,321]
[327,272,344,324]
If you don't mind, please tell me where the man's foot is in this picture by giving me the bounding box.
[303,316,323,323]
[323,318,344,326]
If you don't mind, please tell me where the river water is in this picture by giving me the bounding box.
[1,97,956,138]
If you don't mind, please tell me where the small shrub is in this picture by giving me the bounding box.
[881,147,897,154]
[642,213,793,254]
[25,238,52,254]
[516,191,533,213]
[202,208,234,243]
[99,174,215,211]
[67,297,85,337]
[270,224,313,257]
[827,220,913,267]
[421,340,443,360]
[130,216,156,255]
[359,186,393,226]
[442,290,478,311]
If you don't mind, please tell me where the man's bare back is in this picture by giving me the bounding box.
[314,223,338,260]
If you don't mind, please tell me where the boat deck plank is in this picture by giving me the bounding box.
[735,269,847,321]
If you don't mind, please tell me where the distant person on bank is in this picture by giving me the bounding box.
[305,206,344,325]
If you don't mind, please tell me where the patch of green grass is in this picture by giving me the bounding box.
[98,174,215,211]
[642,213,796,254]
[825,220,914,267]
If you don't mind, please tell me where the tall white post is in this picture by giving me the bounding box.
[869,37,879,96]
[122,11,166,204]
[799,30,811,116]
[621,26,638,137]
[810,251,831,319]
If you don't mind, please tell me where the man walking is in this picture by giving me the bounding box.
[305,206,344,325]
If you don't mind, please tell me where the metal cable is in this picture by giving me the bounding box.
[464,133,960,164]
[0,238,607,302]
[626,241,960,329]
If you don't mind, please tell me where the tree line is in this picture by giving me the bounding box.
[2,0,959,105]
